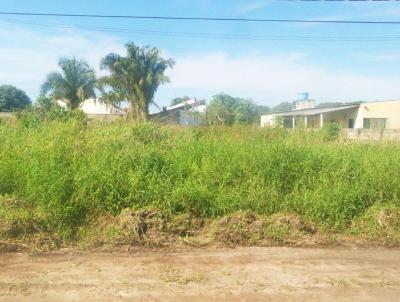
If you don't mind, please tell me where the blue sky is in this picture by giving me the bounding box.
[1,0,400,109]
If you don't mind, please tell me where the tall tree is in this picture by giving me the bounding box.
[0,85,31,111]
[272,102,292,113]
[255,105,271,116]
[206,93,237,125]
[98,43,174,121]
[234,99,258,124]
[41,57,96,109]
[206,93,259,125]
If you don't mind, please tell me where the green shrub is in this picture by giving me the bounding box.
[16,106,88,128]
[46,106,88,125]
[323,122,341,142]
[15,107,44,128]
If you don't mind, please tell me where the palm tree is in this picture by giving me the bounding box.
[41,57,96,109]
[98,43,174,121]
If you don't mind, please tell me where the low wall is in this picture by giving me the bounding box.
[344,129,400,141]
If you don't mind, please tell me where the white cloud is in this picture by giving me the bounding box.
[164,51,400,105]
[0,20,125,99]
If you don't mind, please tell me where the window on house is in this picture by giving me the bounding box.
[363,118,387,129]
[348,119,354,129]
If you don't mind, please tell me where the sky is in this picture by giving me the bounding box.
[1,0,400,110]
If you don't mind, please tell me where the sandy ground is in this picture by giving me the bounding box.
[0,247,400,302]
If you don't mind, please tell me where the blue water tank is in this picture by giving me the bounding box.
[298,92,309,100]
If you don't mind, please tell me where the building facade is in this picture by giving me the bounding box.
[57,98,126,119]
[261,99,400,130]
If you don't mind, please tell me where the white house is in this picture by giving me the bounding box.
[261,94,400,130]
[57,98,126,117]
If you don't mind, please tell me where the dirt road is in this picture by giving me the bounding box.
[0,247,399,301]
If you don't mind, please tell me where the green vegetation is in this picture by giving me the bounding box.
[98,42,174,121]
[1,119,400,250]
[271,101,292,113]
[206,93,271,126]
[41,57,96,109]
[1,40,397,251]
[255,104,271,116]
[206,93,271,125]
[0,85,31,112]
[35,94,53,111]
[322,122,341,142]
[206,93,260,125]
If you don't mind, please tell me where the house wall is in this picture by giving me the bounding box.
[57,98,126,115]
[322,109,358,128]
[179,110,205,126]
[260,114,275,127]
[305,115,320,128]
[345,129,400,141]
[261,100,400,130]
[80,99,124,115]
[354,100,400,129]
[291,108,358,129]
[292,100,315,110]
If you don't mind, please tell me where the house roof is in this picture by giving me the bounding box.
[274,104,360,117]
[166,99,205,111]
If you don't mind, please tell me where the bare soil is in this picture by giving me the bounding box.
[1,247,400,302]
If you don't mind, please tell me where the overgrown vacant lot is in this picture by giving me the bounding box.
[1,119,400,251]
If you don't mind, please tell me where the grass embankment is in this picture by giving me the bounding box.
[1,119,400,251]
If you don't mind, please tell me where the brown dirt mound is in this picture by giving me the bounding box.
[211,211,266,245]
[89,208,207,247]
[0,198,60,252]
[211,212,318,246]
[376,208,400,228]
[4,206,400,253]
[269,213,317,234]
[350,204,400,246]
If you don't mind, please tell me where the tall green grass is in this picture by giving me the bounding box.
[1,120,399,239]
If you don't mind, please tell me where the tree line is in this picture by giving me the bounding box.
[1,42,173,122]
[0,41,293,124]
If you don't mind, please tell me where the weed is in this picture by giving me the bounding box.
[1,121,400,249]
